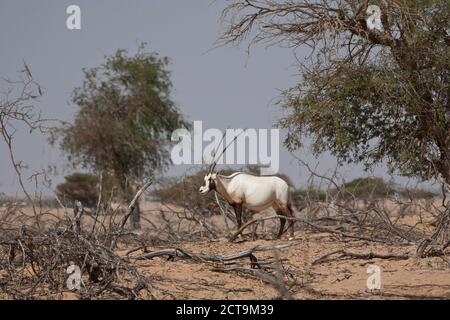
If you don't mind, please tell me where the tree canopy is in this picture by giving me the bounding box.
[221,0,450,187]
[58,46,190,185]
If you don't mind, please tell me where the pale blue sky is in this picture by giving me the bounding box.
[0,0,435,194]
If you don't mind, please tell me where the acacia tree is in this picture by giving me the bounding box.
[58,46,189,228]
[221,0,449,188]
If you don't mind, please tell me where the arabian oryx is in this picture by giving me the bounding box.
[199,157,295,240]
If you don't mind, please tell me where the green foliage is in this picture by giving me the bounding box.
[280,53,449,182]
[57,44,190,189]
[56,173,99,207]
[248,0,450,184]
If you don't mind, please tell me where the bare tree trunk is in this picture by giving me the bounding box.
[129,181,142,230]
[72,200,83,234]
[131,199,141,230]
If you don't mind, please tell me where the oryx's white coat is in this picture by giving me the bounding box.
[199,172,295,239]
[201,173,289,210]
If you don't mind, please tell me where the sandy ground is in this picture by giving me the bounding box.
[1,200,449,300]
[127,235,450,300]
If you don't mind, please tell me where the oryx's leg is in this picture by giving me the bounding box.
[250,211,259,240]
[232,203,244,241]
[274,203,294,240]
[276,208,287,239]
[251,217,258,240]
[273,203,286,239]
[232,203,243,230]
[285,204,295,240]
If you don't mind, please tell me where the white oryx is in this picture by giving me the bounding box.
[199,171,295,239]
[198,133,295,240]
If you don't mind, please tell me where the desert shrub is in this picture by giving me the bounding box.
[56,172,120,208]
[0,195,60,209]
[284,177,394,208]
[334,177,396,200]
[331,177,438,200]
[291,188,327,208]
[56,173,99,207]
[0,193,27,207]
[399,187,438,199]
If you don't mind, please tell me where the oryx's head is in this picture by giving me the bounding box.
[199,129,244,194]
[199,172,217,194]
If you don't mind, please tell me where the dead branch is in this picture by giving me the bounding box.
[212,265,293,300]
[133,242,296,269]
[110,180,152,249]
[312,249,413,266]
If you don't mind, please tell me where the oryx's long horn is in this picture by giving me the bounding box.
[208,160,216,174]
[210,128,247,173]
[208,131,227,173]
[210,160,218,173]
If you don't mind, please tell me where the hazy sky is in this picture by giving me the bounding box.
[0,0,435,195]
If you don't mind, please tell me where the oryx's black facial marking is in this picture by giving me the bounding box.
[208,177,216,191]
[199,173,216,194]
[203,176,215,192]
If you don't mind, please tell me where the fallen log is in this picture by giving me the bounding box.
[312,249,413,265]
[132,242,297,269]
